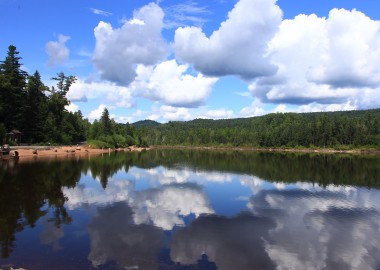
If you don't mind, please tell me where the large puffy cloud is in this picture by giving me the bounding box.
[251,8,380,108]
[310,9,380,88]
[173,0,281,79]
[134,60,218,107]
[93,3,167,86]
[45,34,70,67]
[173,0,380,110]
[69,60,217,110]
[68,79,134,108]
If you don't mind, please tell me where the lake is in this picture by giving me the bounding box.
[1,149,380,269]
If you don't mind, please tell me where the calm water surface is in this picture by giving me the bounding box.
[1,150,380,269]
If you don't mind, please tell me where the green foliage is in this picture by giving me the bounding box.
[100,108,112,135]
[137,110,380,149]
[0,45,92,145]
[0,45,28,130]
[51,72,76,96]
[0,45,143,147]
[87,107,141,148]
[132,119,161,128]
[23,71,49,143]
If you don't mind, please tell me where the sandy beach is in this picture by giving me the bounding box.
[2,145,149,161]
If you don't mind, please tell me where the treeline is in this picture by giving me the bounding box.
[137,109,380,148]
[87,108,147,148]
[0,45,141,147]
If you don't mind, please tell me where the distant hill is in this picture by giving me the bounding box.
[132,120,161,128]
[134,109,380,148]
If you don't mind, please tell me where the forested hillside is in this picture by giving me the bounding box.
[137,109,380,148]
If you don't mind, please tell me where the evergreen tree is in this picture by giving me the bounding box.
[24,71,49,143]
[100,108,112,136]
[89,120,102,140]
[49,72,76,125]
[46,72,77,143]
[0,45,27,130]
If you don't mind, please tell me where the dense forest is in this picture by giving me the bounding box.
[136,109,380,149]
[0,45,141,147]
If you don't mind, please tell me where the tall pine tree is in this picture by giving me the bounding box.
[0,45,27,131]
[24,71,49,142]
[100,107,112,136]
[45,72,77,143]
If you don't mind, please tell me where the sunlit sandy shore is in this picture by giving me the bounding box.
[1,145,149,161]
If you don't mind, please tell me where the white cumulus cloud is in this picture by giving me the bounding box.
[93,3,167,86]
[134,60,218,107]
[251,8,380,109]
[173,0,282,79]
[67,79,134,108]
[45,34,70,67]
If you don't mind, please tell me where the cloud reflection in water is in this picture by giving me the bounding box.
[63,166,380,269]
[87,202,164,269]
[249,189,380,270]
[63,178,213,230]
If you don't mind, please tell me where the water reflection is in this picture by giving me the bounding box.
[0,150,379,269]
[249,189,380,270]
[64,181,213,231]
[87,202,164,270]
[130,149,380,187]
[40,218,64,251]
[0,159,80,258]
[130,183,213,230]
[171,213,276,270]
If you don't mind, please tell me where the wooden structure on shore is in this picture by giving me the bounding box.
[7,129,22,145]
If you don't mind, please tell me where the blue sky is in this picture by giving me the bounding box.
[1,0,380,123]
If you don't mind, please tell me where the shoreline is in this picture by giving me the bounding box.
[151,145,380,155]
[1,145,149,161]
[2,145,379,160]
